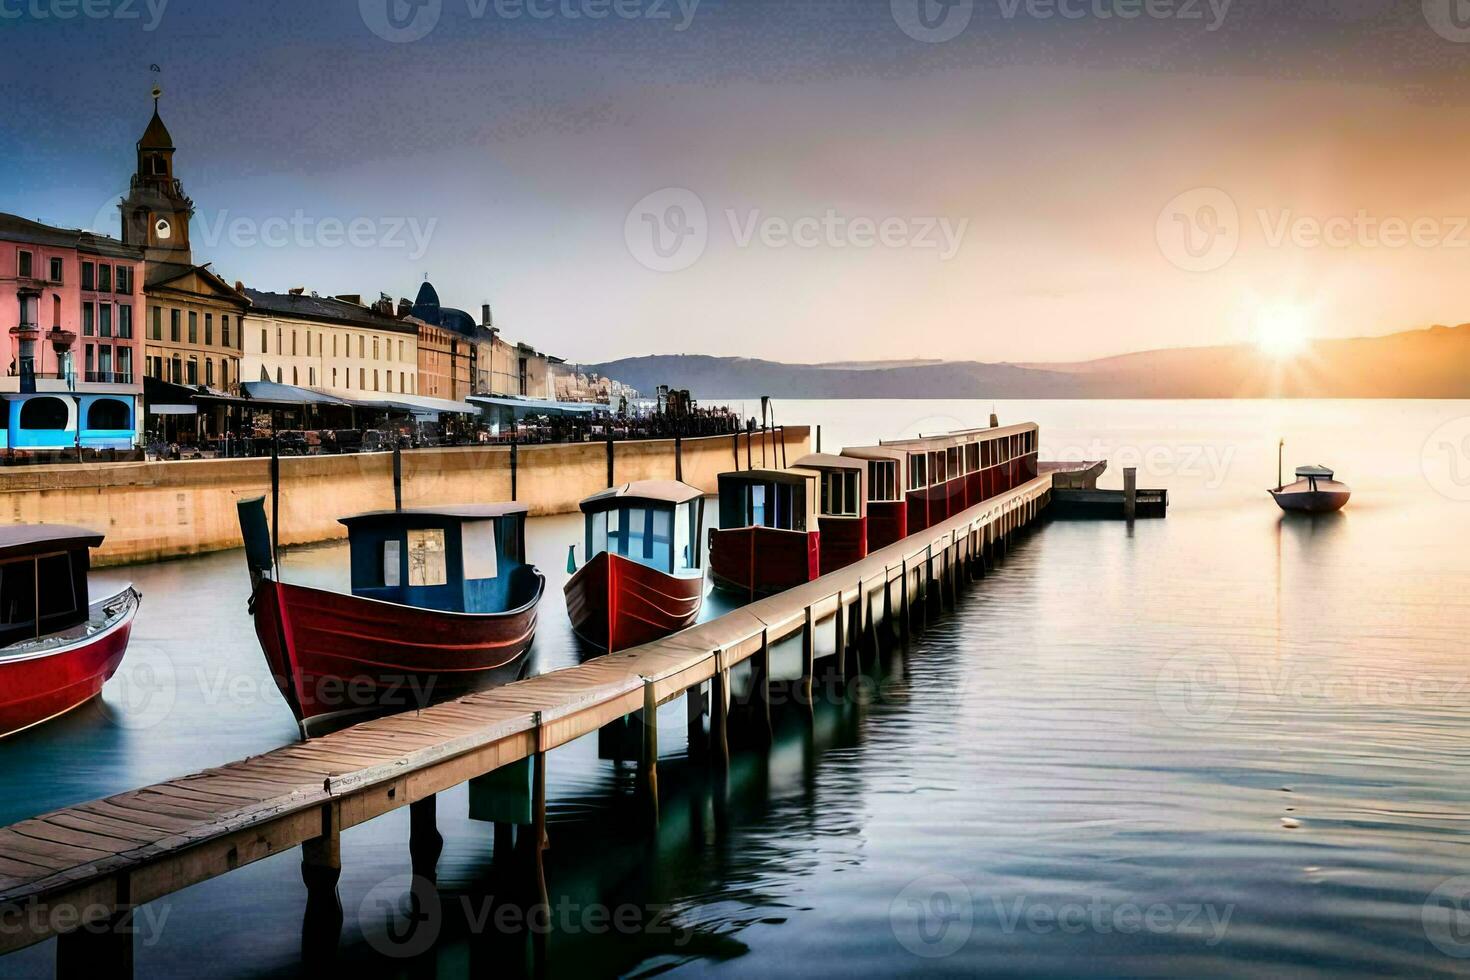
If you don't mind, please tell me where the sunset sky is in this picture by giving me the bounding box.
[3,0,1468,363]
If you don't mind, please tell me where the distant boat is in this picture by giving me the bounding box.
[237,500,544,738]
[564,481,706,652]
[0,526,140,739]
[1270,442,1351,513]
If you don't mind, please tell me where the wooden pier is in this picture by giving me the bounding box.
[0,470,1062,976]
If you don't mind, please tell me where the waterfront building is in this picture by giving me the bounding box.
[242,289,419,397]
[121,96,248,400]
[0,214,146,454]
[415,318,471,401]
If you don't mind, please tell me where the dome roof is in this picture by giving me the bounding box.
[139,109,174,150]
[411,281,442,324]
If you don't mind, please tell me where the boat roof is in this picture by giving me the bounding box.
[0,525,104,562]
[841,445,906,463]
[791,453,865,472]
[719,467,819,487]
[879,421,1037,450]
[339,503,529,527]
[579,480,704,512]
[1295,465,1335,478]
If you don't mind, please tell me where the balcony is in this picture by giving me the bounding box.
[85,372,134,385]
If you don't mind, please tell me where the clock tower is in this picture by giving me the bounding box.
[120,88,194,266]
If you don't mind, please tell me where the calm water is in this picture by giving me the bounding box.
[4,399,1470,978]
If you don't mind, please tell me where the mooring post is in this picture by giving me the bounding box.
[711,649,731,766]
[686,681,706,758]
[640,679,660,827]
[749,631,772,745]
[409,794,444,886]
[56,895,134,979]
[531,715,549,910]
[674,434,683,482]
[1124,466,1137,522]
[801,606,816,710]
[835,587,848,675]
[606,432,615,488]
[300,803,343,962]
[510,441,519,501]
[881,567,895,648]
[922,546,934,627]
[900,558,912,641]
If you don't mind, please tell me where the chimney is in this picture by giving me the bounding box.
[481,303,492,328]
[288,286,305,297]
[397,297,413,319]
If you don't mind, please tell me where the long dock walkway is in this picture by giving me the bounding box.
[0,470,1062,975]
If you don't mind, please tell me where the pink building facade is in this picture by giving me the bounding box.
[0,214,144,454]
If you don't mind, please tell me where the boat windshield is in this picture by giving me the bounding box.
[587,501,701,573]
[0,552,85,647]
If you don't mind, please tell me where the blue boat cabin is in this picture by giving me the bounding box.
[716,469,818,532]
[339,504,537,613]
[578,480,706,575]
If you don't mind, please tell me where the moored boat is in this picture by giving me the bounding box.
[0,526,140,739]
[791,453,870,575]
[709,468,822,597]
[1270,465,1351,514]
[237,500,545,738]
[565,481,706,652]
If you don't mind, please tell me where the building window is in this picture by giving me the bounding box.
[188,311,198,344]
[117,347,132,383]
[48,258,63,283]
[221,316,232,348]
[261,328,268,354]
[99,304,112,338]
[118,305,132,339]
[98,265,112,292]
[97,345,112,380]
[204,313,213,346]
[400,372,406,392]
[220,359,229,389]
[171,356,181,382]
[52,295,60,328]
[309,367,315,387]
[360,367,365,389]
[170,309,181,342]
[373,337,380,360]
[332,368,338,387]
[333,335,338,357]
[80,261,93,289]
[276,367,282,383]
[359,336,365,358]
[386,372,393,393]
[373,370,379,391]
[292,331,297,356]
[292,367,298,386]
[398,340,404,361]
[276,327,282,355]
[82,303,95,336]
[151,306,161,340]
[87,398,129,431]
[116,266,132,294]
[19,397,68,430]
[206,358,215,387]
[18,251,34,279]
[187,358,198,386]
[85,344,94,378]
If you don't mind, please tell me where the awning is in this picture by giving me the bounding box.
[239,381,353,407]
[150,404,198,416]
[468,395,599,416]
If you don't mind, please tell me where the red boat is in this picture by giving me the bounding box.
[709,468,821,596]
[565,481,706,652]
[792,453,870,575]
[0,526,140,739]
[238,500,544,738]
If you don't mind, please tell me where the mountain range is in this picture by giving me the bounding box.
[587,324,1470,400]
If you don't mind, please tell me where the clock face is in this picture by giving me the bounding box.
[155,218,172,240]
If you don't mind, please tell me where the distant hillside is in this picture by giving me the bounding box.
[592,324,1470,399]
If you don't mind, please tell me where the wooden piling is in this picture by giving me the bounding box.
[531,718,549,910]
[640,680,659,827]
[748,631,773,745]
[56,896,132,979]
[1124,466,1137,522]
[900,558,912,641]
[409,794,444,885]
[801,606,816,708]
[686,681,706,757]
[835,588,848,678]
[711,650,731,766]
[300,803,343,961]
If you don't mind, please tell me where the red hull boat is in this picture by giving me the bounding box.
[565,550,705,652]
[0,525,140,739]
[0,587,139,739]
[249,577,540,737]
[565,480,707,653]
[708,525,820,596]
[239,498,544,738]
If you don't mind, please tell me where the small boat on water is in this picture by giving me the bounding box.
[237,500,544,738]
[792,453,870,575]
[709,467,822,596]
[565,481,706,652]
[0,526,140,739]
[1269,441,1351,514]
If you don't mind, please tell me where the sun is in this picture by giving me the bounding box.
[1253,305,1312,359]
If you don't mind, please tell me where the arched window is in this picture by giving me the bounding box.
[19,397,69,431]
[86,399,129,431]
